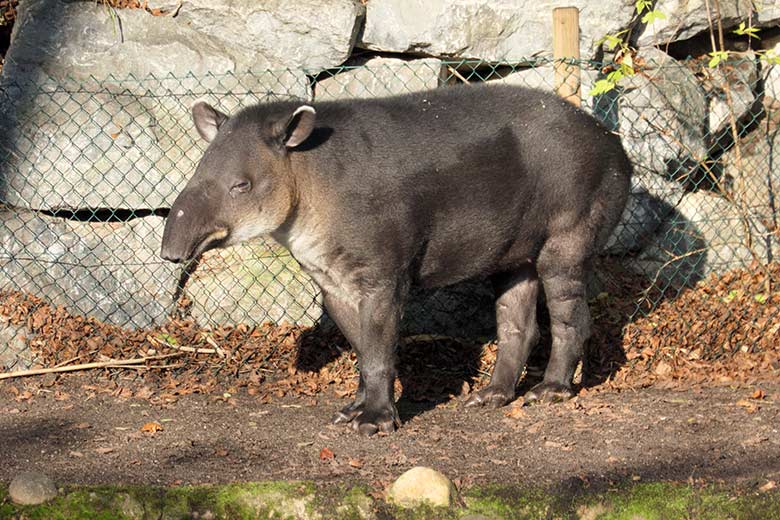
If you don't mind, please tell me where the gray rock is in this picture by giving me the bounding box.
[757,2,780,26]
[387,466,457,508]
[359,0,636,61]
[316,57,442,100]
[0,321,33,371]
[0,73,308,211]
[636,0,754,48]
[721,122,780,253]
[493,64,599,111]
[0,0,316,211]
[604,173,685,254]
[171,0,364,71]
[617,48,708,182]
[5,0,361,79]
[9,471,57,505]
[764,43,780,102]
[702,53,759,136]
[0,210,179,328]
[184,240,324,327]
[629,190,775,287]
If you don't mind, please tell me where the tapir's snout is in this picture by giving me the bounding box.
[160,189,230,263]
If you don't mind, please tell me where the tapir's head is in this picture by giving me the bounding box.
[160,100,316,263]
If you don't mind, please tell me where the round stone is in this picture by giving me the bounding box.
[387,466,456,508]
[8,471,58,505]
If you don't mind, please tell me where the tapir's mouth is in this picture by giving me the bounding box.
[187,227,230,261]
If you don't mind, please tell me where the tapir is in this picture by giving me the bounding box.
[161,82,631,436]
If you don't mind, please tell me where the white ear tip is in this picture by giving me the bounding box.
[293,105,316,117]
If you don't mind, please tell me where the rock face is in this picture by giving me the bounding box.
[0,0,315,211]
[701,53,759,137]
[636,0,754,48]
[0,210,179,328]
[630,190,775,287]
[0,76,310,210]
[387,467,457,508]
[721,121,780,255]
[5,0,362,80]
[9,472,58,505]
[617,49,708,181]
[316,57,442,100]
[0,321,33,371]
[185,241,323,327]
[358,0,635,61]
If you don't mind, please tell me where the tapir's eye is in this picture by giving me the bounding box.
[230,180,251,194]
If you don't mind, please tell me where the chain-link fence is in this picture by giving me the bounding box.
[0,56,778,379]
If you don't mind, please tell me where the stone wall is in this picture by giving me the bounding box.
[1,0,779,337]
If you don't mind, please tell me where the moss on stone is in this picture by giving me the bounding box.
[0,479,777,520]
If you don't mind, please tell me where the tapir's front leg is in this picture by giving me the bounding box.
[337,284,405,436]
[323,292,366,422]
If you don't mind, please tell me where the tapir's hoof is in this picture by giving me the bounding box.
[351,407,400,436]
[464,386,514,409]
[332,402,400,436]
[332,401,362,425]
[525,382,575,404]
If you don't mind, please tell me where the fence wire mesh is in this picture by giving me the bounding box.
[0,56,778,383]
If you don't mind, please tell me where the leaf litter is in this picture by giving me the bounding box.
[0,262,778,404]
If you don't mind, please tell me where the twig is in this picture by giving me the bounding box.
[0,353,181,381]
[447,65,470,84]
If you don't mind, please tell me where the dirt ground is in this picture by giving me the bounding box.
[2,379,779,495]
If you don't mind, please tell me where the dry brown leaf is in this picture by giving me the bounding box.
[319,447,335,461]
[140,421,164,433]
[759,481,777,493]
[751,389,766,400]
[347,458,363,468]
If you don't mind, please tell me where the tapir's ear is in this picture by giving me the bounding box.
[280,105,316,149]
[192,101,228,143]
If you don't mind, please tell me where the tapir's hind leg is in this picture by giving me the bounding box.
[526,232,592,403]
[466,265,540,408]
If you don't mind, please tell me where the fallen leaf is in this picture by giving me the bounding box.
[140,421,164,433]
[319,447,335,461]
[95,447,114,455]
[69,451,84,458]
[347,458,363,468]
[736,399,759,413]
[751,389,766,400]
[503,405,526,419]
[759,481,777,493]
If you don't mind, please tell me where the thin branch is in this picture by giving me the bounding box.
[0,353,181,381]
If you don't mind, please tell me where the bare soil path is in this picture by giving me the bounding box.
[2,380,779,494]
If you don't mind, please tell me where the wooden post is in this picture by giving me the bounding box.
[553,7,581,107]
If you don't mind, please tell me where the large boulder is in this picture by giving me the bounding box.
[604,172,685,254]
[616,48,708,182]
[701,53,760,137]
[4,0,362,80]
[492,63,599,111]
[0,321,33,371]
[316,57,442,100]
[629,190,775,287]
[0,210,178,328]
[185,241,324,327]
[721,114,780,248]
[636,0,754,48]
[0,0,316,212]
[358,0,635,61]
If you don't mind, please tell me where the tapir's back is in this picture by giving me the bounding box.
[291,83,631,286]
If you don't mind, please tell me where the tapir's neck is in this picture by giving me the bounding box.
[269,152,331,271]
